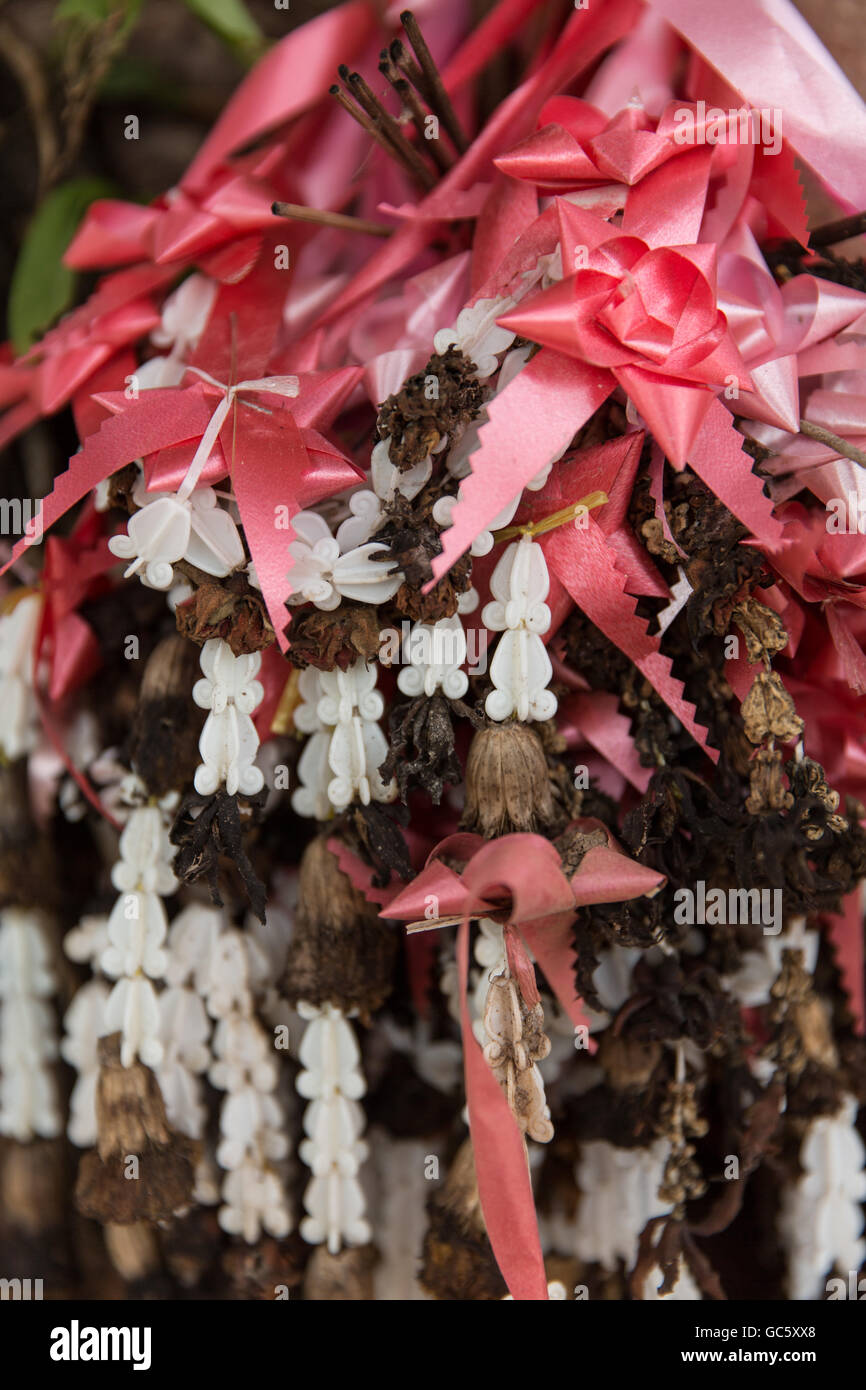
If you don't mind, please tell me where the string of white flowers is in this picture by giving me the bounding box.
[779,1095,866,1300]
[100,799,177,1069]
[291,659,396,817]
[61,914,110,1147]
[482,533,557,723]
[192,637,265,798]
[0,592,42,761]
[205,925,292,1243]
[571,1138,675,1273]
[295,1000,371,1254]
[0,907,62,1142]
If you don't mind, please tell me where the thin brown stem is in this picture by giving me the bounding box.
[799,418,866,468]
[400,10,469,153]
[379,52,453,172]
[342,67,435,190]
[0,17,59,197]
[271,201,392,238]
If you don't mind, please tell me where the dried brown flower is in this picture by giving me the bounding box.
[381,693,461,804]
[75,1035,197,1225]
[175,574,274,654]
[745,748,793,815]
[741,671,804,745]
[732,599,789,664]
[377,347,485,468]
[287,602,382,671]
[170,788,268,923]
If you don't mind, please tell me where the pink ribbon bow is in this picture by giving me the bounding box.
[385,825,664,1300]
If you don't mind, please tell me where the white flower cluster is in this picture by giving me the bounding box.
[779,1095,866,1300]
[296,1000,371,1253]
[149,901,291,1242]
[573,1139,674,1271]
[207,930,291,1243]
[0,593,42,761]
[433,295,517,379]
[61,915,110,1147]
[396,616,468,701]
[0,908,61,1141]
[287,509,402,611]
[108,470,244,591]
[482,534,557,722]
[192,638,264,797]
[100,805,178,1068]
[292,660,395,817]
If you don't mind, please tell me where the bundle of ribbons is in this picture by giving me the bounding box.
[1,0,866,1302]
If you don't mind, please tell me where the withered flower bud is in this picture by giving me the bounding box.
[128,635,203,798]
[745,748,794,815]
[282,835,397,1016]
[461,722,558,839]
[75,1035,197,1225]
[303,1244,377,1300]
[420,1139,507,1300]
[732,599,789,664]
[175,574,274,655]
[741,671,804,746]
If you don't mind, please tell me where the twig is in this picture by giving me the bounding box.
[0,17,59,198]
[340,66,435,189]
[271,200,392,237]
[798,418,866,469]
[400,10,469,153]
[379,50,452,172]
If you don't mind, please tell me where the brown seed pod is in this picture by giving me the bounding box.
[75,1035,197,1225]
[128,635,203,798]
[420,1139,507,1300]
[461,721,558,839]
[302,1244,377,1300]
[103,1222,160,1283]
[282,835,397,1015]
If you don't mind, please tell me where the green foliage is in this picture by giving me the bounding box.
[8,177,116,353]
[54,0,143,36]
[180,0,265,61]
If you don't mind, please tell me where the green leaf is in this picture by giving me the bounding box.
[8,177,117,354]
[180,0,264,59]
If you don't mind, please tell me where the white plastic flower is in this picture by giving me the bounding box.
[396,617,468,700]
[287,510,401,610]
[433,296,517,378]
[108,475,244,590]
[574,1139,674,1271]
[482,534,557,722]
[0,593,42,761]
[61,979,109,1147]
[103,975,163,1069]
[0,908,61,1141]
[296,1001,371,1253]
[193,639,264,797]
[779,1095,866,1300]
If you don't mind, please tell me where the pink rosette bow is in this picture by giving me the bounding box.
[384,825,664,1300]
[499,200,752,467]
